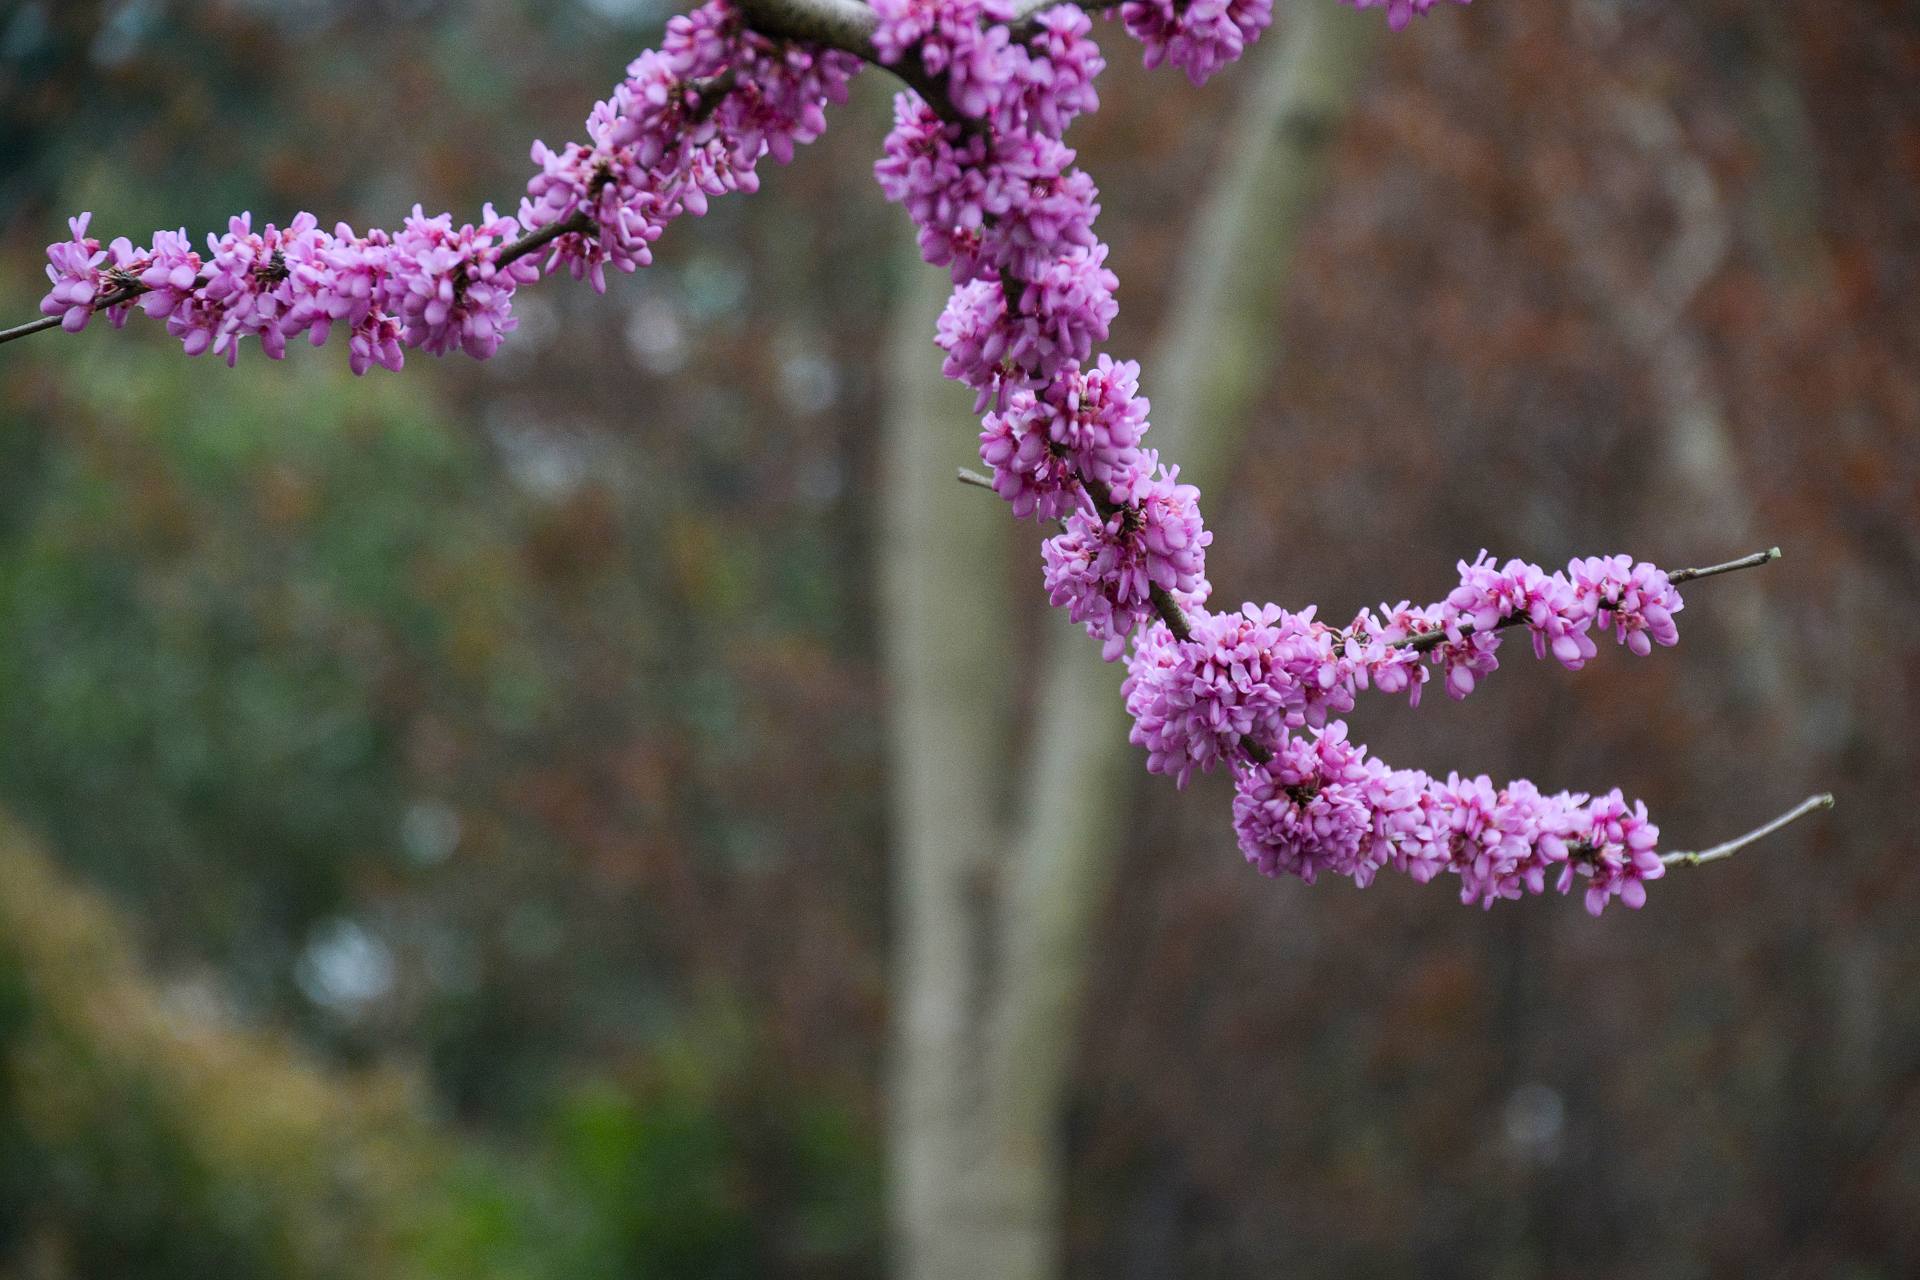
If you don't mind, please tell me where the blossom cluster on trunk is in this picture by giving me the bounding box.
[31,0,1770,915]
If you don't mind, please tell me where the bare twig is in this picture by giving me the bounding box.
[0,313,67,344]
[1662,793,1834,868]
[1668,545,1781,584]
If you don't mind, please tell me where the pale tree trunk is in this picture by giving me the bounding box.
[880,261,1018,1277]
[881,8,1380,1277]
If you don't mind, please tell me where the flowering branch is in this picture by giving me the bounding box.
[4,0,1828,913]
[1394,545,1781,655]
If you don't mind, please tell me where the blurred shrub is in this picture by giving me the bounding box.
[0,818,480,1278]
[549,1004,882,1279]
[0,820,880,1279]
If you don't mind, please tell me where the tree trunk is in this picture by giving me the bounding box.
[882,8,1380,1275]
[880,252,1021,1277]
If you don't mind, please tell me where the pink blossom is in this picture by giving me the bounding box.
[1119,0,1274,86]
[198,213,310,365]
[871,0,1021,121]
[1123,606,1280,787]
[1428,611,1503,700]
[983,134,1101,282]
[937,277,1018,409]
[1342,604,1431,707]
[1011,6,1104,137]
[39,215,144,333]
[876,102,1099,284]
[1568,555,1684,657]
[1232,723,1389,883]
[1343,0,1470,33]
[1005,241,1119,378]
[132,230,203,314]
[1036,353,1150,485]
[384,205,539,360]
[1042,460,1210,661]
[978,390,1082,519]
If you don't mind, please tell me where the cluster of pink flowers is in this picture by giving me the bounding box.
[521,1,859,292]
[33,0,1709,914]
[43,210,428,370]
[1120,0,1273,86]
[1342,0,1471,34]
[871,0,1103,132]
[868,0,1687,913]
[1123,554,1684,792]
[1124,605,1345,786]
[1232,724,1665,914]
[1341,550,1685,705]
[1115,549,1681,911]
[1041,463,1212,660]
[39,1,855,371]
[978,354,1151,516]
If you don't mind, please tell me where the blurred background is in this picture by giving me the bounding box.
[0,0,1913,1276]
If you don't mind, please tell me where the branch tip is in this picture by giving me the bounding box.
[1661,792,1833,869]
[1668,546,1782,584]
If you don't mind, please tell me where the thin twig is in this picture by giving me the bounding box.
[497,209,593,270]
[0,283,151,346]
[1668,545,1781,584]
[0,313,66,344]
[1662,793,1834,867]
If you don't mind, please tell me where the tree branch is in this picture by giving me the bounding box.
[0,0,989,352]
[0,312,70,345]
[1662,793,1834,868]
[1394,544,1781,655]
[961,461,1781,729]
[734,0,970,121]
[1667,545,1782,584]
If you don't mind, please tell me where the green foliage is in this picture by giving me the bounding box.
[0,827,881,1280]
[0,332,542,1003]
[549,1008,882,1279]
[0,824,447,1279]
